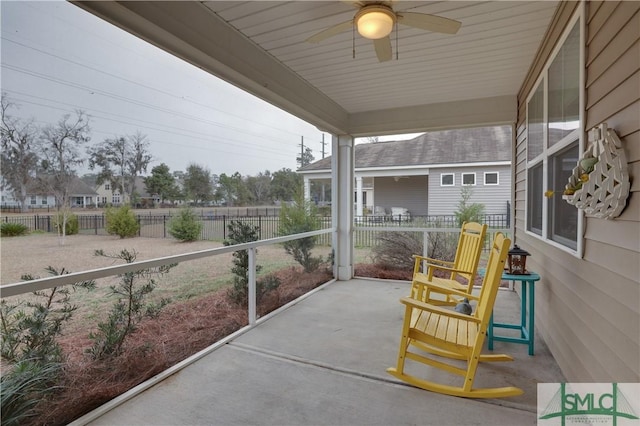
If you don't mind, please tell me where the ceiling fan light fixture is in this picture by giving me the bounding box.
[355,6,395,40]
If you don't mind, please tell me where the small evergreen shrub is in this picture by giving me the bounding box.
[454,186,486,226]
[87,249,174,360]
[52,212,79,235]
[105,205,139,238]
[278,192,323,273]
[1,223,28,237]
[224,221,280,306]
[168,207,202,242]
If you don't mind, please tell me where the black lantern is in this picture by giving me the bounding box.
[507,245,530,275]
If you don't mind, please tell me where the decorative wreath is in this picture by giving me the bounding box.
[564,123,630,219]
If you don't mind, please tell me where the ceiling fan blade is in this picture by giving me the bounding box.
[397,12,462,34]
[306,20,353,43]
[373,36,392,62]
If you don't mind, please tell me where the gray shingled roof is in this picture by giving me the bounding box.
[27,176,97,196]
[300,126,512,172]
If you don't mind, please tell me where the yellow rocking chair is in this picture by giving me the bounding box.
[411,221,487,306]
[388,232,523,398]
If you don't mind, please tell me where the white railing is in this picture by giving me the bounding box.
[0,228,335,325]
[355,225,511,258]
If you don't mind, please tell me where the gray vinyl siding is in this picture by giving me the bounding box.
[514,0,639,382]
[428,165,511,216]
[373,176,428,216]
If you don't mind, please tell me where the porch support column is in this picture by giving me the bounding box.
[303,176,311,204]
[332,134,354,280]
[355,176,363,218]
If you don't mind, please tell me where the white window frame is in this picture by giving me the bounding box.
[525,9,585,258]
[462,173,476,186]
[440,173,454,186]
[104,183,110,190]
[30,195,36,205]
[484,172,499,186]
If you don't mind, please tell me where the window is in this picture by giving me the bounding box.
[527,164,543,236]
[548,143,579,249]
[548,24,580,147]
[30,195,36,205]
[462,173,475,186]
[441,173,454,186]
[526,17,582,252]
[112,194,120,204]
[104,183,110,190]
[41,197,47,205]
[484,172,499,185]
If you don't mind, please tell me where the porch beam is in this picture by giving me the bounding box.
[348,95,517,136]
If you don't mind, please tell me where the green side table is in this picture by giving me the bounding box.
[487,271,541,356]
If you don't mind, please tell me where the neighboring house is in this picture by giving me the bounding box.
[83,175,160,207]
[1,176,97,209]
[299,126,512,217]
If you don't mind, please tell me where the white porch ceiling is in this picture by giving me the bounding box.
[73,1,559,136]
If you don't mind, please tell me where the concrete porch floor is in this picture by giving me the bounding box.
[82,278,565,425]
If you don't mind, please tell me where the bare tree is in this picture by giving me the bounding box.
[88,131,152,206]
[0,93,40,212]
[126,131,153,205]
[39,110,91,245]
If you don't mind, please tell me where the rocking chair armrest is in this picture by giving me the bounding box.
[420,263,473,276]
[399,296,481,323]
[411,279,480,301]
[412,255,455,267]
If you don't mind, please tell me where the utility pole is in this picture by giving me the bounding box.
[299,136,304,168]
[320,133,326,159]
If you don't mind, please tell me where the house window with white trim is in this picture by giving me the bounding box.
[484,172,499,185]
[105,183,110,190]
[30,195,36,205]
[526,18,581,252]
[112,194,120,204]
[41,197,47,205]
[462,173,475,186]
[440,173,454,186]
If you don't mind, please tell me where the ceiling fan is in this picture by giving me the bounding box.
[306,1,462,62]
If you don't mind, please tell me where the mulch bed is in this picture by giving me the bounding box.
[30,267,333,426]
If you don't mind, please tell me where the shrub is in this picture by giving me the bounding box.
[454,186,486,226]
[87,249,174,359]
[224,221,279,306]
[168,207,202,242]
[105,205,139,238]
[0,359,61,426]
[371,219,458,270]
[52,212,79,235]
[278,192,323,273]
[0,267,95,364]
[0,267,94,425]
[1,223,28,237]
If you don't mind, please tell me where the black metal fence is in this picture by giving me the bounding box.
[2,213,509,247]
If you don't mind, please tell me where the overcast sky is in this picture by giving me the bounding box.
[1,1,337,177]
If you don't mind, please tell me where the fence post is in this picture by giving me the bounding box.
[223,215,226,240]
[163,215,167,238]
[95,214,98,235]
[258,216,262,240]
[138,216,141,237]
